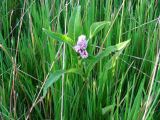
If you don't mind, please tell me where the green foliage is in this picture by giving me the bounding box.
[0,0,159,120]
[68,5,82,40]
[43,68,83,97]
[89,21,110,39]
[42,28,74,47]
[86,40,130,77]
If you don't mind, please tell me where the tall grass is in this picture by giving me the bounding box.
[0,0,160,119]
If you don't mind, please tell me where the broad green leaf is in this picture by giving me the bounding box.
[66,68,84,76]
[43,68,83,97]
[86,40,130,77]
[42,28,74,47]
[68,5,82,40]
[43,70,65,97]
[103,50,122,72]
[89,21,110,39]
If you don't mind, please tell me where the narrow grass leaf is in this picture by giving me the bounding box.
[102,104,115,115]
[68,5,82,40]
[128,78,145,120]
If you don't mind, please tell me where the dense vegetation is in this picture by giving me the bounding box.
[0,0,160,119]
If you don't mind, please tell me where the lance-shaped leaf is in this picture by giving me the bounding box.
[42,28,74,47]
[86,40,130,77]
[43,68,83,97]
[89,21,110,39]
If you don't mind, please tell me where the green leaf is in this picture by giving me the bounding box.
[103,51,122,72]
[43,70,65,97]
[68,5,82,40]
[86,40,130,77]
[89,21,110,39]
[42,28,74,47]
[43,68,83,97]
[128,79,144,120]
[102,104,115,115]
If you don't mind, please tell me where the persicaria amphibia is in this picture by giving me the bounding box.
[73,35,88,58]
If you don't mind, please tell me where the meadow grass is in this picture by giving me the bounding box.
[0,0,160,120]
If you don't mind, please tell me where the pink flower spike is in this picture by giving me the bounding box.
[73,45,81,52]
[73,35,88,59]
[77,35,87,49]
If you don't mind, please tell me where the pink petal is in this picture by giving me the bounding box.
[80,50,88,59]
[73,45,81,52]
[77,35,87,49]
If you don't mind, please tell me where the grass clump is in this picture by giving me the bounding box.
[0,0,160,119]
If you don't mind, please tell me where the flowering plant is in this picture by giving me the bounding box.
[73,35,88,58]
